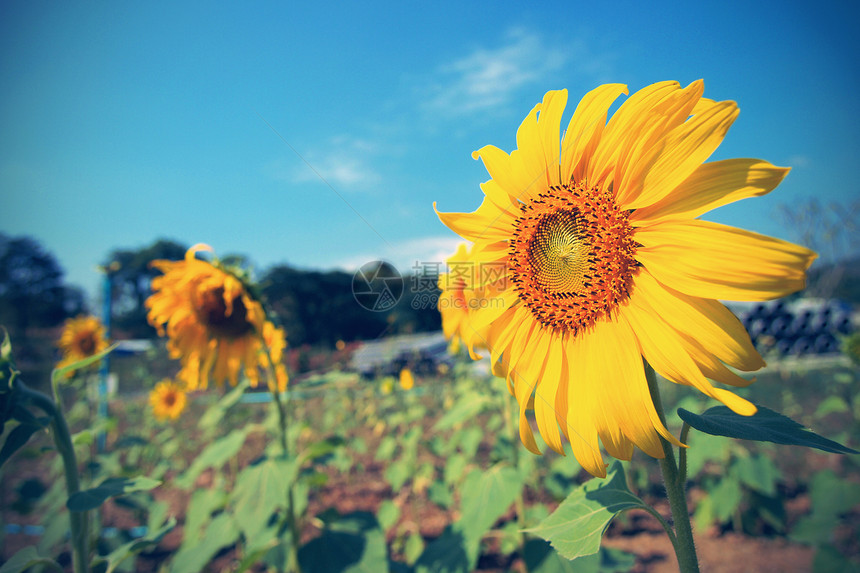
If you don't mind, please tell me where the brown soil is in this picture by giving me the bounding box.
[0,394,849,573]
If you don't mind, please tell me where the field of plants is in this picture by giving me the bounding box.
[2,341,858,573]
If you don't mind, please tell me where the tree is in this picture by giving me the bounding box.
[260,264,441,347]
[778,198,860,300]
[102,239,187,337]
[0,233,81,337]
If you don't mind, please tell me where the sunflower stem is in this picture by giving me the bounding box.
[499,380,529,571]
[678,421,691,486]
[260,335,302,573]
[18,380,90,573]
[645,363,700,573]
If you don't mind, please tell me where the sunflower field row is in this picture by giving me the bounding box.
[2,336,859,571]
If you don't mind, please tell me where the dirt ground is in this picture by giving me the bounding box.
[1,395,850,573]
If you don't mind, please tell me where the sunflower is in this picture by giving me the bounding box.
[435,81,816,477]
[57,315,109,374]
[437,243,492,357]
[149,379,187,421]
[399,368,415,390]
[146,244,288,391]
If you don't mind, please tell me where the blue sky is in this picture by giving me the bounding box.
[2,1,859,299]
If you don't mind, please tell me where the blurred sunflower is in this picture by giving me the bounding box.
[57,315,109,374]
[399,368,414,390]
[435,80,816,477]
[146,244,288,391]
[437,243,492,358]
[149,379,187,421]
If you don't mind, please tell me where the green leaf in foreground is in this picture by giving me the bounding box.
[51,342,119,382]
[0,417,49,469]
[67,476,162,512]
[299,511,389,573]
[0,546,62,573]
[524,539,635,573]
[677,405,858,454]
[91,517,176,573]
[231,456,297,546]
[416,464,524,573]
[526,462,647,560]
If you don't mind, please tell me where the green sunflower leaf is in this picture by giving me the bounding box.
[91,516,176,573]
[230,456,298,548]
[66,476,162,512]
[0,416,49,469]
[525,462,647,560]
[298,511,389,573]
[416,463,524,573]
[51,342,119,382]
[677,406,859,454]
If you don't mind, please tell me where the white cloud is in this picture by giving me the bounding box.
[787,155,811,168]
[279,135,382,190]
[416,28,617,121]
[423,28,567,115]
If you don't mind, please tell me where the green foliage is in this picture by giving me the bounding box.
[527,462,647,561]
[678,405,858,454]
[4,333,859,573]
[298,511,389,573]
[51,342,119,382]
[524,540,635,573]
[791,470,860,545]
[91,517,176,573]
[376,499,400,531]
[0,409,50,469]
[66,476,161,512]
[170,512,241,573]
[0,546,62,573]
[230,456,297,547]
[432,391,491,431]
[175,427,251,489]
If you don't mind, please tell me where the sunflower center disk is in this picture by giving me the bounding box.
[528,209,590,296]
[510,183,639,334]
[77,334,97,355]
[194,286,254,339]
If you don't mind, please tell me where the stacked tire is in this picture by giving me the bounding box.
[737,300,853,357]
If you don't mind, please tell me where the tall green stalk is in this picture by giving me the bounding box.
[644,363,700,573]
[260,337,302,573]
[18,381,89,573]
[499,382,529,571]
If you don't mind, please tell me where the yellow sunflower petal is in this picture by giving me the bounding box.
[632,159,790,225]
[621,100,739,210]
[636,220,816,301]
[472,145,525,200]
[535,90,568,184]
[561,83,628,183]
[510,326,551,455]
[592,317,672,458]
[614,80,706,207]
[678,333,757,388]
[634,268,765,371]
[433,198,514,243]
[563,332,607,478]
[588,81,681,186]
[624,290,757,416]
[486,305,524,379]
[533,332,567,455]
